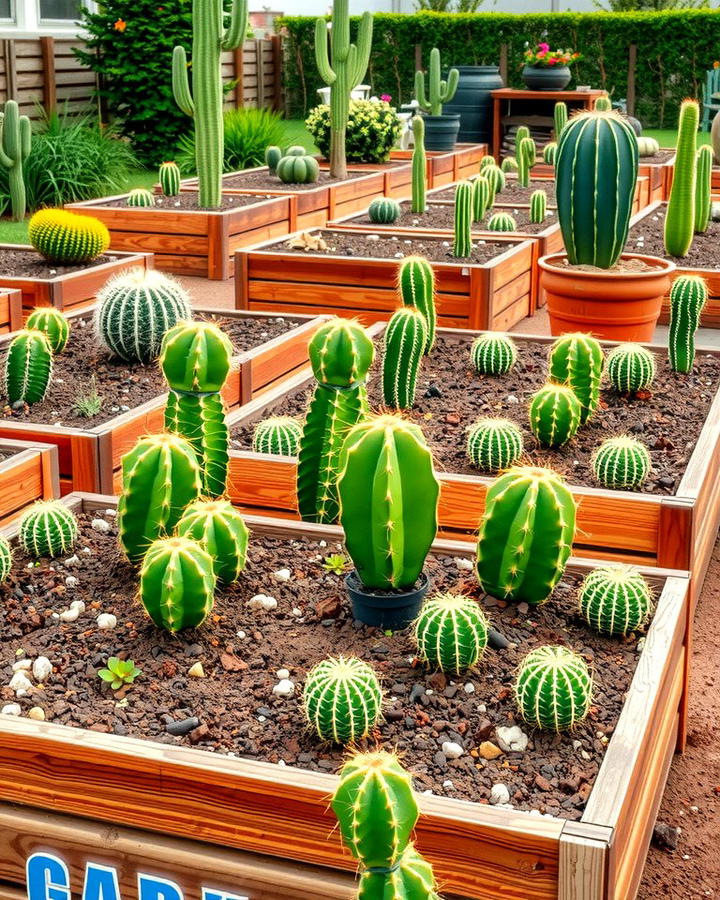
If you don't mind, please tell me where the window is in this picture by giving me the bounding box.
[38,0,82,21]
[0,0,12,20]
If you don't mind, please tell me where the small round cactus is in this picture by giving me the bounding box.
[470,333,517,376]
[487,211,517,232]
[578,564,653,636]
[4,329,53,405]
[0,536,12,583]
[139,536,216,632]
[303,656,383,744]
[159,161,181,197]
[479,155,497,171]
[484,164,505,194]
[515,645,593,731]
[28,209,110,265]
[501,156,518,172]
[530,189,547,224]
[606,343,656,393]
[368,197,401,224]
[286,145,307,156]
[414,592,489,674]
[19,500,78,559]
[529,384,582,448]
[252,416,302,456]
[265,145,282,173]
[25,308,70,353]
[277,155,319,184]
[176,499,249,586]
[466,418,524,473]
[127,188,156,208]
[592,436,651,489]
[637,136,660,157]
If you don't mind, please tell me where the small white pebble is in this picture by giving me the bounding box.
[318,540,327,548]
[276,668,290,679]
[97,613,117,630]
[59,607,80,623]
[91,518,111,534]
[248,593,278,611]
[64,555,80,566]
[80,547,92,556]
[188,662,205,678]
[271,568,291,583]
[1,703,22,716]
[442,779,454,788]
[272,678,295,698]
[454,557,473,572]
[27,706,45,721]
[291,607,302,617]
[490,783,510,806]
[10,671,33,695]
[236,630,246,639]
[70,599,85,613]
[32,657,52,683]
[463,682,475,694]
[65,575,78,588]
[442,741,464,759]
[105,509,117,517]
[11,659,32,672]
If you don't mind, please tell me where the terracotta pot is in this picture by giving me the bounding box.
[538,252,676,342]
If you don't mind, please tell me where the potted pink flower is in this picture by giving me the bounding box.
[521,42,582,91]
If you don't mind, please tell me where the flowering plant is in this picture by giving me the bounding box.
[523,42,582,68]
[306,100,401,164]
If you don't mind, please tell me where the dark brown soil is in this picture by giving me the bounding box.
[346,201,558,235]
[0,249,120,280]
[0,447,19,464]
[95,193,274,212]
[629,206,720,270]
[0,513,652,818]
[434,177,557,206]
[219,169,377,192]
[231,333,720,496]
[0,313,294,428]
[638,150,676,165]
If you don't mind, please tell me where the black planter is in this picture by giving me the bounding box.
[442,65,504,144]
[345,570,431,630]
[521,65,571,91]
[421,114,461,151]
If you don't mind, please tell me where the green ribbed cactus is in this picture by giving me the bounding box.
[530,189,547,224]
[0,100,31,221]
[543,142,557,165]
[453,180,472,258]
[277,155,320,184]
[315,0,373,179]
[338,415,439,591]
[0,536,11,583]
[694,144,712,234]
[159,161,181,197]
[118,433,202,563]
[382,307,427,410]
[177,499,249,585]
[414,592,489,674]
[139,537,215,632]
[664,99,699,257]
[399,256,436,353]
[472,175,491,222]
[415,47,458,116]
[161,320,233,498]
[484,169,497,208]
[173,0,248,207]
[467,418,524,473]
[28,209,110,265]
[470,333,517,375]
[127,188,155,208]
[606,343,656,393]
[265,145,282,174]
[479,155,496,171]
[19,501,77,559]
[517,136,534,187]
[578,564,653,636]
[477,466,576,605]
[252,416,303,456]
[548,332,604,424]
[516,125,530,145]
[637,137,660,157]
[592,436,651,489]
[501,156,518,173]
[554,102,568,140]
[286,145,307,156]
[529,384,582,448]
[668,274,708,373]
[359,846,439,900]
[4,329,53,405]
[556,111,638,268]
[368,197,401,224]
[515,646,592,731]
[411,115,426,215]
[297,318,374,523]
[487,211,516,232]
[594,96,612,112]
[484,164,505,195]
[25,308,70,354]
[96,268,191,364]
[303,656,382,743]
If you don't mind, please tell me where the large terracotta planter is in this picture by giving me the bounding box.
[538,252,676,341]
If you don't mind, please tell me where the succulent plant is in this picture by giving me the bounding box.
[578,563,653,636]
[0,99,31,220]
[479,155,496,171]
[19,500,78,559]
[0,535,12,583]
[517,136,534,188]
[28,209,110,265]
[484,164,505,195]
[252,416,303,456]
[594,95,612,112]
[554,102,567,139]
[358,846,440,900]
[286,145,307,157]
[694,144,712,234]
[529,384,582,448]
[414,592,489,674]
[415,47,458,116]
[140,536,216,632]
[127,188,156,208]
[636,136,660,157]
[543,142,558,165]
[487,211,517,232]
[98,657,142,690]
[668,274,708,373]
[470,333,517,375]
[548,332,604,425]
[368,197,401,224]
[467,417,524,473]
[382,307,427,410]
[530,189,547,224]
[501,156,518,173]
[399,256,436,353]
[606,343,656,393]
[515,645,593,731]
[159,161,181,197]
[303,656,382,743]
[277,155,320,184]
[592,436,651,489]
[664,99,699,257]
[177,499,249,585]
[453,180,473,258]
[25,308,70,354]
[472,175,491,222]
[264,145,282,174]
[411,115,426,215]
[4,329,53,405]
[515,125,530,145]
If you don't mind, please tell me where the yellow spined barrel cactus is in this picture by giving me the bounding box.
[28,209,110,265]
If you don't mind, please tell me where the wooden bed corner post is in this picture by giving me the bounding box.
[558,822,611,900]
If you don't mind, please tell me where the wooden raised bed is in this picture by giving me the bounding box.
[0,492,690,900]
[0,307,327,495]
[0,438,59,527]
[0,288,22,334]
[389,142,488,187]
[532,156,670,204]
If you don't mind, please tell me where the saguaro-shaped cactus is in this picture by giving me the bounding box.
[172,0,249,208]
[529,384,582,448]
[303,656,382,743]
[177,499,249,585]
[606,343,655,393]
[664,99,699,258]
[411,115,426,215]
[382,307,427,409]
[399,256,436,353]
[548,332,604,424]
[0,100,31,221]
[477,466,576,605]
[467,418,524,473]
[515,646,593,731]
[554,101,568,139]
[578,563,653,636]
[530,189,547,224]
[668,274,708,373]
[19,501,77,559]
[26,308,70,353]
[4,329,53,405]
[694,144,712,234]
[414,592,489,674]
[415,47,458,117]
[159,161,181,197]
[140,537,216,632]
[315,0,373,179]
[472,176,490,222]
[453,180,473,258]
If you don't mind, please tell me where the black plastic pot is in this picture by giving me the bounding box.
[345,570,431,630]
[521,65,571,91]
[442,65,503,144]
[422,114,461,151]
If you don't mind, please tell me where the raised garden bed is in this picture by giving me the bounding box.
[0,438,59,527]
[0,307,326,494]
[0,493,690,900]
[0,288,22,334]
[533,152,674,203]
[389,142,488,187]
[235,228,536,330]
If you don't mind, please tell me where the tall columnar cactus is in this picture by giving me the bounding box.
[172,0,249,207]
[29,210,110,265]
[297,318,374,523]
[139,537,216,632]
[467,418,524,473]
[315,0,373,179]
[592,436,651,489]
[159,161,181,197]
[19,501,77,559]
[529,384,582,448]
[472,175,491,222]
[515,646,593,731]
[0,100,31,221]
[4,329,53,405]
[543,142,558,166]
[453,180,473,258]
[470,333,517,375]
[548,332,604,424]
[578,564,653,636]
[338,415,439,591]
[694,144,712,234]
[554,102,568,139]
[664,99,699,258]
[0,536,11,583]
[668,274,708,373]
[398,256,436,353]
[160,320,233,498]
[515,125,530,145]
[517,136,533,187]
[411,115,427,215]
[382,307,427,410]
[303,656,382,743]
[414,592,488,674]
[368,197,401,224]
[117,433,202,563]
[25,308,70,354]
[530,189,547,224]
[415,47,458,117]
[712,108,720,165]
[606,343,656,393]
[252,416,303,456]
[484,164,505,195]
[556,110,638,268]
[177,499,249,585]
[477,466,576,605]
[487,211,516,232]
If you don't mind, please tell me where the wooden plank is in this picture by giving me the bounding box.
[39,37,56,112]
[558,824,609,900]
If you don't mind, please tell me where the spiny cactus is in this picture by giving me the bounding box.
[472,176,490,222]
[664,99,699,257]
[411,115,426,215]
[515,125,530,145]
[578,564,653,636]
[487,211,517,232]
[265,145,282,174]
[118,433,202,563]
[668,274,708,373]
[159,161,181,197]
[96,268,191,364]
[453,180,473,258]
[637,136,660,157]
[4,329,53,405]
[594,96,612,112]
[127,188,156,208]
[252,416,302,456]
[176,499,249,586]
[415,47,458,116]
[140,536,216,632]
[286,145,307,157]
[368,197,401,224]
[501,156,518,173]
[470,333,517,375]
[554,102,567,139]
[277,155,320,184]
[297,318,374,523]
[548,332,604,424]
[477,466,576,605]
[303,656,382,743]
[530,189,547,224]
[529,384,582,448]
[28,209,110,265]
[398,256,436,353]
[517,136,534,187]
[479,155,497,171]
[382,307,427,410]
[694,144,712,234]
[484,164,505,195]
[0,100,31,220]
[543,142,558,165]
[515,646,592,731]
[606,343,656,393]
[484,169,497,208]
[592,436,651,489]
[19,501,77,559]
[0,536,11,583]
[25,308,70,354]
[358,846,440,900]
[338,415,439,591]
[414,592,489,674]
[467,417,524,473]
[161,320,233,498]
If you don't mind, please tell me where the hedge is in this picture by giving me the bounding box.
[278,10,720,128]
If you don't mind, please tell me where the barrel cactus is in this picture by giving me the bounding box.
[606,343,656,393]
[664,99,699,258]
[529,384,582,448]
[303,656,382,743]
[368,197,401,224]
[668,274,708,373]
[484,164,505,194]
[594,96,612,112]
[472,176,491,222]
[265,145,282,174]
[28,209,110,265]
[19,500,78,559]
[578,564,653,636]
[159,161,181,197]
[252,416,303,456]
[466,418,524,473]
[127,188,156,208]
[4,329,53,405]
[414,592,489,674]
[515,645,593,731]
[470,333,517,375]
[592,436,651,489]
[0,536,11,583]
[382,307,427,409]
[487,211,517,232]
[453,180,473,258]
[277,155,320,184]
[479,155,496,171]
[637,136,660,157]
[139,537,216,632]
[25,308,70,353]
[399,256,436,353]
[177,499,249,585]
[530,189,547,224]
[548,332,604,424]
[694,144,712,234]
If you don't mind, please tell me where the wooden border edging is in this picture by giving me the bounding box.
[0,287,23,334]
[0,438,59,526]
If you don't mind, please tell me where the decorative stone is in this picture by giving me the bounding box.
[496,725,529,753]
[11,659,32,671]
[479,741,503,760]
[9,670,33,696]
[276,668,290,679]
[271,568,291,583]
[91,518,111,534]
[32,656,52,683]
[1,704,21,716]
[97,613,118,630]
[188,662,205,678]
[490,783,510,806]
[272,679,295,698]
[441,741,464,760]
[65,576,79,588]
[454,557,474,572]
[28,707,46,721]
[248,593,278,611]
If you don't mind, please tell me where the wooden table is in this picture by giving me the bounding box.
[490,88,607,160]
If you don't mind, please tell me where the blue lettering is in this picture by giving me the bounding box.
[138,874,183,900]
[26,853,71,900]
[82,864,121,900]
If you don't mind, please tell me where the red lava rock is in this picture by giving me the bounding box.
[445,413,461,425]
[315,595,343,619]
[189,723,211,744]
[535,774,552,792]
[220,652,248,672]
[427,672,448,691]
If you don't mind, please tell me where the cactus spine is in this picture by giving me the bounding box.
[4,329,53,405]
[517,136,533,187]
[25,308,70,353]
[0,536,11,583]
[453,180,472,258]
[530,189,547,224]
[664,99,699,257]
[264,145,282,174]
[414,593,488,674]
[554,101,567,139]
[470,333,517,375]
[668,274,708,373]
[398,255,436,353]
[548,332,604,424]
[303,656,382,743]
[515,646,592,731]
[543,142,557,165]
[592,436,651,489]
[315,0,373,179]
[606,343,656,393]
[467,418,524,473]
[176,499,249,585]
[28,210,110,265]
[472,176,490,222]
[159,161,181,197]
[0,100,31,221]
[368,197,401,224]
[19,501,77,559]
[127,188,155,208]
[382,307,427,409]
[578,564,653,636]
[411,115,427,215]
[140,537,216,632]
[487,211,516,232]
[252,416,302,456]
[529,384,582,447]
[415,47,458,116]
[694,144,712,234]
[297,318,374,523]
